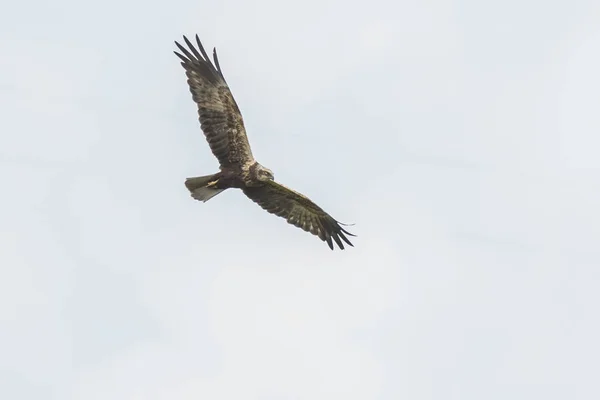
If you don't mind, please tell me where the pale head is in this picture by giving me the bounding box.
[248,161,275,183]
[257,165,274,181]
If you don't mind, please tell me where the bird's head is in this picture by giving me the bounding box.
[258,166,275,181]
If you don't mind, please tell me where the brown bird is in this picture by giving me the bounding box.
[174,35,355,250]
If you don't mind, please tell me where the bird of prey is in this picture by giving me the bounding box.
[174,35,354,250]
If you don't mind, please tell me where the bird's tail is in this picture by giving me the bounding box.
[185,173,225,202]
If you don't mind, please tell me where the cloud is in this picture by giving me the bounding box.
[2,0,600,399]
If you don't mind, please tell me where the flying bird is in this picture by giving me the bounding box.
[174,35,355,250]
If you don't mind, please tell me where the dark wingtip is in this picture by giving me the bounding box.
[332,233,344,250]
[325,235,334,250]
[338,230,354,247]
[173,51,188,64]
[212,47,219,67]
[340,227,356,237]
[183,35,203,60]
[335,219,357,237]
[321,219,356,250]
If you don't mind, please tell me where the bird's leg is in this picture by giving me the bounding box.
[206,180,219,188]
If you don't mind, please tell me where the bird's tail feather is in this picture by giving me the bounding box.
[185,173,224,202]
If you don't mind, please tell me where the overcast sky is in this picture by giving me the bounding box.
[1,0,600,399]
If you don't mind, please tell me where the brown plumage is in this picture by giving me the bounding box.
[174,35,254,168]
[175,34,355,250]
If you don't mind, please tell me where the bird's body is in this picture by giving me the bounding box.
[174,35,354,250]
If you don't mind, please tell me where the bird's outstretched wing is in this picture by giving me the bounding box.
[243,180,355,250]
[174,35,254,168]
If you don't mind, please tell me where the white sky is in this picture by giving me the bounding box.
[1,0,600,399]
